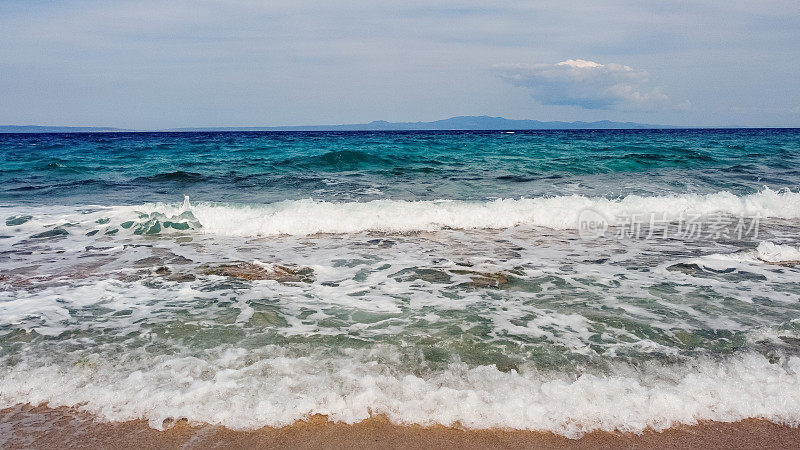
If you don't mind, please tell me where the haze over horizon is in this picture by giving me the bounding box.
[1,1,799,129]
[1,115,681,132]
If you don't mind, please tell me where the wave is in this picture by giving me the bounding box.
[279,150,394,170]
[175,188,800,236]
[4,188,800,238]
[133,171,209,183]
[621,150,714,164]
[2,350,799,437]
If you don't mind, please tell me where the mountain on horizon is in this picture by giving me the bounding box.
[0,116,678,133]
[166,116,676,131]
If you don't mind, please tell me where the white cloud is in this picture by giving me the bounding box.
[0,2,797,126]
[496,59,669,110]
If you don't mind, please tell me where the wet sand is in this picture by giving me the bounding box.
[2,404,800,449]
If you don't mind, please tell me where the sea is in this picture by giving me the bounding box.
[1,129,800,438]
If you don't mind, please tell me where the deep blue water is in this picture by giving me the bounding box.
[2,129,799,205]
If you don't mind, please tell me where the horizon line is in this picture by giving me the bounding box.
[1,115,797,132]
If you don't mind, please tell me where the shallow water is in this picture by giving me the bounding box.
[1,129,800,437]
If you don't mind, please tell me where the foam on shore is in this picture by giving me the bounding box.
[2,350,800,438]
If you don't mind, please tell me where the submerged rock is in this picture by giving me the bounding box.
[134,256,166,268]
[393,268,452,283]
[451,269,510,288]
[468,273,510,288]
[153,266,196,282]
[166,272,197,282]
[393,267,512,288]
[200,262,314,283]
[134,252,193,268]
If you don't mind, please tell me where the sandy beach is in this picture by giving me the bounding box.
[1,405,799,449]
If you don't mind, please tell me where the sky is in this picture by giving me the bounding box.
[1,1,799,128]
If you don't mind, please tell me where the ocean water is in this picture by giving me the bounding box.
[1,129,800,437]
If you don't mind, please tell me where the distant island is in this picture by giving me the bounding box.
[0,116,679,133]
[0,125,131,133]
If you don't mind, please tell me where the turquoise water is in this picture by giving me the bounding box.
[3,129,799,205]
[1,129,800,437]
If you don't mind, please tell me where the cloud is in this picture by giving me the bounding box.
[0,2,797,127]
[496,59,669,110]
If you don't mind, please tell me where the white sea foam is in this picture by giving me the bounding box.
[150,188,800,237]
[3,189,800,437]
[1,349,800,438]
[683,241,800,273]
[3,188,798,238]
[756,241,800,263]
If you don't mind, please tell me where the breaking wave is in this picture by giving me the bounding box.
[2,350,800,438]
[4,188,800,238]
[158,188,800,236]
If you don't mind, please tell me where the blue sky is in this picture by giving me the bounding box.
[1,1,798,128]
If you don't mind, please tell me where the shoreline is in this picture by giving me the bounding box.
[2,405,800,449]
